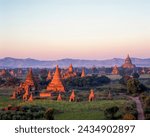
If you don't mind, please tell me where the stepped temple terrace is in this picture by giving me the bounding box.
[11,68,36,101]
[47,65,65,92]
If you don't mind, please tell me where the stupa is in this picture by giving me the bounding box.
[57,94,62,101]
[11,68,36,101]
[112,65,119,75]
[89,89,95,102]
[9,70,16,77]
[0,69,6,76]
[24,68,35,88]
[46,70,52,81]
[69,64,73,73]
[69,90,75,102]
[81,68,86,78]
[47,65,65,92]
[17,69,22,76]
[28,93,33,102]
[63,64,77,79]
[141,68,146,74]
[122,54,136,69]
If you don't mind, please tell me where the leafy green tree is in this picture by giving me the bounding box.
[127,78,147,94]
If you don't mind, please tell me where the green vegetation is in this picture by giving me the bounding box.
[0,96,127,120]
[0,105,46,120]
[104,106,120,120]
[140,93,150,120]
[123,101,138,119]
[127,78,147,94]
[0,73,149,120]
[64,75,111,90]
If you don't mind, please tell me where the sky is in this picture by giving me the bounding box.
[0,0,150,60]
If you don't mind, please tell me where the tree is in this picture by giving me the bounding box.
[127,78,147,94]
[104,106,119,119]
[132,72,140,79]
[144,97,150,109]
[44,108,54,120]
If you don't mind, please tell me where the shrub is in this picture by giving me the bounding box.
[44,108,54,120]
[104,106,119,120]
[123,101,138,119]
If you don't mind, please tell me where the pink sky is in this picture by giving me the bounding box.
[0,0,150,60]
[0,39,149,60]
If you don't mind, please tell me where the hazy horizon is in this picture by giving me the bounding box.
[0,0,150,60]
[0,55,150,61]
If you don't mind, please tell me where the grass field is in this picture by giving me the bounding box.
[0,95,127,120]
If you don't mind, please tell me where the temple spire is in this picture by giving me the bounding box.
[69,90,75,102]
[46,70,52,81]
[24,68,35,87]
[112,65,119,75]
[122,54,136,69]
[81,67,86,78]
[68,64,73,73]
[89,89,95,102]
[47,65,65,92]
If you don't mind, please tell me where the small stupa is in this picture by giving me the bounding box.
[47,65,65,92]
[112,65,119,75]
[28,93,33,102]
[46,70,52,81]
[17,69,22,76]
[9,70,16,77]
[89,89,95,102]
[69,90,75,102]
[57,94,62,101]
[0,69,6,76]
[141,68,146,74]
[81,67,86,78]
[69,64,73,73]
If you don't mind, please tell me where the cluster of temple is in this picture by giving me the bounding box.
[9,54,149,102]
[11,68,35,101]
[0,69,22,78]
[11,63,87,101]
[111,54,136,75]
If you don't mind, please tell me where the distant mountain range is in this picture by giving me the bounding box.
[0,57,150,68]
